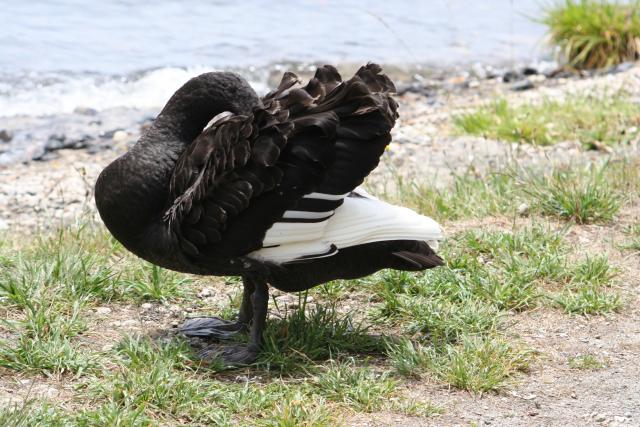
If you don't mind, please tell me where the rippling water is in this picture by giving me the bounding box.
[1,0,547,117]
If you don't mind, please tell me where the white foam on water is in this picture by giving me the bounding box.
[0,67,269,118]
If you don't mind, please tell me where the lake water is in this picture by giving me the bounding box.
[0,0,547,117]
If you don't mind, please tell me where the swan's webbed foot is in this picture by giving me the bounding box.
[180,275,257,340]
[197,343,259,366]
[184,275,269,367]
[180,317,246,340]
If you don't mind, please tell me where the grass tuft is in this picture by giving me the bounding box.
[568,353,607,370]
[554,284,622,315]
[423,335,532,392]
[542,0,640,70]
[313,360,397,412]
[454,95,640,147]
[259,295,384,372]
[519,165,622,223]
[621,224,640,251]
[386,336,531,392]
[123,264,190,302]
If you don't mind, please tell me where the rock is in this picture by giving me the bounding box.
[141,302,153,310]
[511,79,535,91]
[96,306,112,315]
[73,106,98,116]
[522,66,538,76]
[198,287,213,298]
[608,62,635,74]
[121,319,138,327]
[502,70,520,83]
[32,385,59,399]
[100,128,124,139]
[43,133,92,153]
[517,203,530,216]
[112,130,128,142]
[0,129,12,143]
[595,414,607,423]
[471,62,488,79]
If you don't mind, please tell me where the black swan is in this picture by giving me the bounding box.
[95,64,444,364]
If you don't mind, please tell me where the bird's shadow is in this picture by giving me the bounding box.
[149,299,391,376]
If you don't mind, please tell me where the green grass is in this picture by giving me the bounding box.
[568,353,607,370]
[386,335,531,392]
[259,296,385,372]
[124,263,190,301]
[454,95,640,147]
[542,0,640,70]
[554,284,622,314]
[519,165,623,223]
[621,224,640,250]
[384,169,517,221]
[312,360,397,412]
[383,159,632,224]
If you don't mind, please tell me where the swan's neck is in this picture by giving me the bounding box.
[95,72,260,254]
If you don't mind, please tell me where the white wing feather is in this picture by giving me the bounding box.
[249,189,444,264]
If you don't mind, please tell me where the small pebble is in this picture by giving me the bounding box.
[141,302,153,310]
[198,287,213,298]
[95,306,112,315]
[0,129,13,142]
[517,202,530,216]
[511,79,535,91]
[112,130,128,142]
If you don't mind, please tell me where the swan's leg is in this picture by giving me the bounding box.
[180,276,255,340]
[198,278,269,365]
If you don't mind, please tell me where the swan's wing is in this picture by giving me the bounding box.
[165,64,398,261]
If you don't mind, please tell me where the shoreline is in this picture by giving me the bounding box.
[1,61,639,232]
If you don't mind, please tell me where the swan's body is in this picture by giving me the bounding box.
[95,64,443,364]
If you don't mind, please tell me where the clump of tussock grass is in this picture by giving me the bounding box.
[123,263,190,302]
[0,223,198,377]
[621,224,640,250]
[259,294,385,372]
[386,336,531,392]
[374,223,621,390]
[379,158,637,225]
[542,0,640,70]
[453,95,640,147]
[553,284,622,314]
[568,353,608,370]
[372,225,571,323]
[519,164,623,224]
[0,401,69,427]
[569,254,618,285]
[261,391,333,427]
[550,254,622,315]
[383,169,517,222]
[312,360,397,412]
[0,295,99,376]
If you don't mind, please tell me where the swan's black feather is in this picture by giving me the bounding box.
[94,65,443,365]
[162,64,397,261]
[96,63,437,279]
